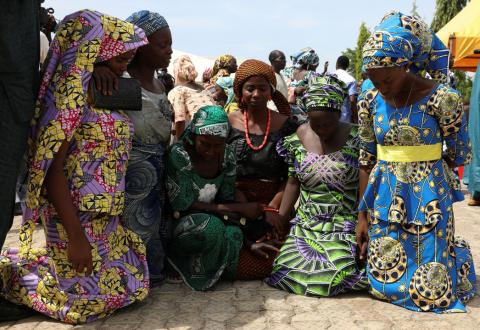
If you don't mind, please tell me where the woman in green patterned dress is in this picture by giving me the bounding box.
[166,105,275,290]
[266,75,368,296]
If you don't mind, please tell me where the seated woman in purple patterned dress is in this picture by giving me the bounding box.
[266,74,368,297]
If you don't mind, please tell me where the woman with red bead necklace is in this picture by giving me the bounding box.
[227,59,297,279]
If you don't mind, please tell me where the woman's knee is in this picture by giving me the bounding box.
[171,214,226,253]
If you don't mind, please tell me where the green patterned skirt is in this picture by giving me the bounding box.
[167,213,243,291]
[267,224,368,296]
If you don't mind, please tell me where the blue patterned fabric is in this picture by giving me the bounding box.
[362,27,413,69]
[368,219,476,313]
[362,11,450,83]
[359,11,476,313]
[360,79,374,93]
[358,82,475,312]
[126,10,168,36]
[290,47,319,69]
[358,84,470,225]
[123,142,168,286]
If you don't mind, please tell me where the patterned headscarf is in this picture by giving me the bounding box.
[181,105,230,144]
[172,55,198,84]
[303,74,347,112]
[210,54,236,83]
[362,11,449,83]
[212,55,235,76]
[126,10,169,36]
[233,59,291,116]
[290,47,320,69]
[25,10,148,210]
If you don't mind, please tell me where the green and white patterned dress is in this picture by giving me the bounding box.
[266,126,368,296]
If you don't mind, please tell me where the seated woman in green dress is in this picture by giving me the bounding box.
[266,75,368,296]
[166,105,280,291]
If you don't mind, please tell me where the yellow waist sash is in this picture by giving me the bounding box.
[377,143,442,162]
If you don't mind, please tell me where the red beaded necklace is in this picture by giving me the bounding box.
[243,108,271,151]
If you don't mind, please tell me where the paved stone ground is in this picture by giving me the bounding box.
[1,198,479,329]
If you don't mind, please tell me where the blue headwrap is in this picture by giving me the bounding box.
[362,28,413,69]
[362,11,449,83]
[126,10,168,36]
[290,47,319,69]
[215,76,234,106]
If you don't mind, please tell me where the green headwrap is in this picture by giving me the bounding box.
[303,74,347,112]
[181,105,229,144]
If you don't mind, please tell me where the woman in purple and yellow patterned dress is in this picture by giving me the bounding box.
[0,10,150,324]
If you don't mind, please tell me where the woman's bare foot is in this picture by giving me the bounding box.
[467,198,480,206]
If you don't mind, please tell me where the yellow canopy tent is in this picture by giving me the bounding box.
[436,0,480,71]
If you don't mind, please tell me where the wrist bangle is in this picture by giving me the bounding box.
[263,206,279,213]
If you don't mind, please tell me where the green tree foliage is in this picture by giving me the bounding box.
[430,0,467,33]
[354,23,371,81]
[340,23,370,81]
[455,72,473,101]
[431,0,471,101]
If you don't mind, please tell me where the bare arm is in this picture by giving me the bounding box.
[278,177,300,224]
[269,180,287,210]
[350,95,358,124]
[356,166,372,262]
[358,167,371,204]
[262,180,289,236]
[175,121,186,140]
[45,140,93,275]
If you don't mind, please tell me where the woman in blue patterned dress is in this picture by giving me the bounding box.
[122,11,174,286]
[356,11,476,313]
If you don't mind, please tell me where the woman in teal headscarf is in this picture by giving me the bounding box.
[267,74,368,296]
[166,105,270,290]
[356,11,476,313]
[215,76,238,113]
